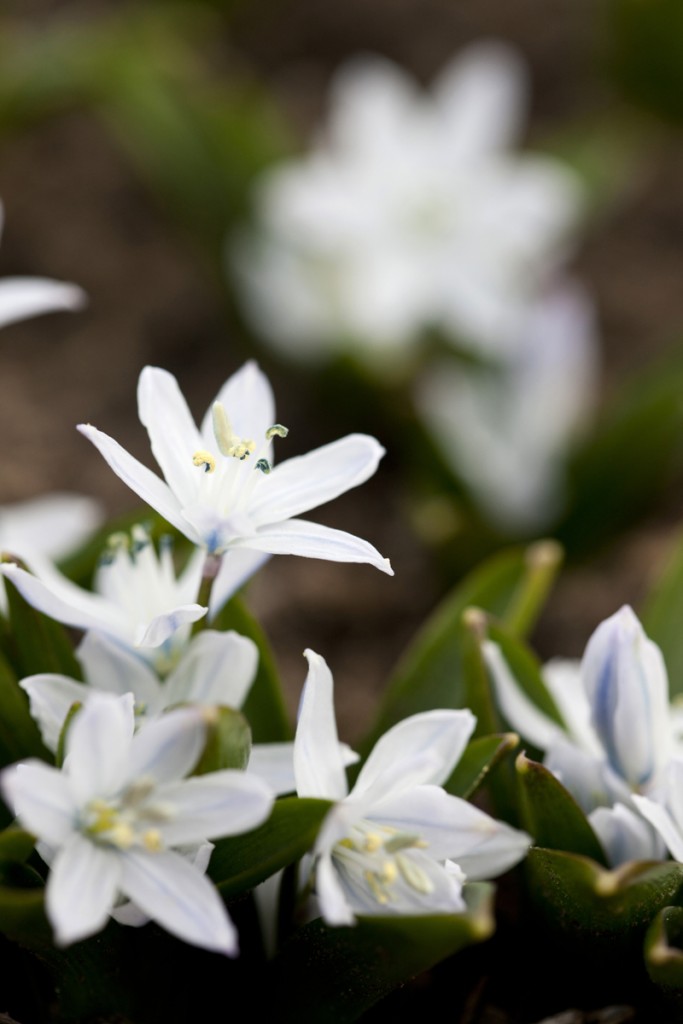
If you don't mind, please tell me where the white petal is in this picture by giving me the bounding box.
[315,850,356,926]
[353,709,476,801]
[65,693,135,803]
[77,424,195,543]
[542,658,601,755]
[483,640,563,750]
[369,785,488,858]
[632,795,683,863]
[294,650,350,800]
[201,361,275,450]
[208,549,271,618]
[158,771,274,845]
[249,434,385,525]
[430,796,531,880]
[0,562,127,637]
[121,848,237,954]
[434,42,528,159]
[135,604,207,649]
[77,632,163,711]
[589,803,664,867]
[232,519,393,575]
[164,630,258,710]
[544,737,623,815]
[20,674,89,753]
[47,834,121,946]
[0,493,102,561]
[137,367,203,508]
[128,707,206,784]
[1,760,76,845]
[248,743,296,794]
[0,277,86,330]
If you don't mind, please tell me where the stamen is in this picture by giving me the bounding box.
[365,870,390,905]
[109,822,135,849]
[255,458,271,474]
[266,423,289,440]
[212,401,255,460]
[364,833,382,853]
[143,828,163,852]
[395,853,434,894]
[384,832,424,853]
[381,861,398,884]
[338,838,357,850]
[193,450,216,474]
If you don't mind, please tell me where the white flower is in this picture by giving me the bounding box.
[76,362,392,613]
[415,281,599,531]
[0,526,207,665]
[484,606,672,865]
[1,691,274,952]
[293,650,530,924]
[633,759,683,865]
[232,42,583,364]
[0,201,85,330]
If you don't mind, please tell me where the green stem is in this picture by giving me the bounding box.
[503,540,563,639]
[192,552,223,636]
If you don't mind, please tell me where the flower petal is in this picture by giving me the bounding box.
[632,794,683,863]
[0,562,127,637]
[120,848,237,954]
[0,277,86,329]
[135,604,207,649]
[589,803,665,867]
[208,549,271,619]
[436,797,531,880]
[158,771,274,845]
[483,640,563,751]
[137,367,203,508]
[294,650,351,800]
[249,434,385,525]
[0,493,102,562]
[77,424,194,543]
[1,760,76,846]
[20,674,89,753]
[352,709,476,801]
[128,706,206,784]
[47,834,121,946]
[164,630,258,710]
[65,692,135,803]
[368,785,496,859]
[315,850,356,926]
[250,740,359,796]
[201,361,275,451]
[232,518,393,575]
[77,632,163,712]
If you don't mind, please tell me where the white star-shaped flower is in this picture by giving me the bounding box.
[1,691,274,952]
[76,361,392,614]
[232,42,583,365]
[293,650,530,924]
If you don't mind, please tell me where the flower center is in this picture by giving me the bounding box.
[82,778,173,852]
[191,405,289,479]
[333,821,432,906]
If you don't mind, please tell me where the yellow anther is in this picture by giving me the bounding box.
[143,829,163,852]
[381,861,398,885]
[192,450,216,474]
[364,833,382,853]
[338,838,357,850]
[212,402,255,460]
[365,870,390,905]
[266,423,289,440]
[395,853,434,895]
[109,822,135,849]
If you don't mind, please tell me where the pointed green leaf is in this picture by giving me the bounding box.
[645,906,683,1003]
[209,797,332,899]
[516,753,608,864]
[193,706,251,774]
[266,882,494,1023]
[445,733,519,800]
[0,880,49,948]
[364,544,558,750]
[0,646,50,770]
[212,595,291,743]
[526,847,683,961]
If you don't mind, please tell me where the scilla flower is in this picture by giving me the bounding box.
[77,362,391,614]
[293,651,530,924]
[1,692,274,952]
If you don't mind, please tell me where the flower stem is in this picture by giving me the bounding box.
[192,552,223,635]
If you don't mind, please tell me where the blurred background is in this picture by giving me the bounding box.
[3,0,683,737]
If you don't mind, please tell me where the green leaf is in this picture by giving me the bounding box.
[444,732,519,800]
[645,906,683,1003]
[193,706,251,774]
[0,880,49,948]
[486,623,565,727]
[642,530,683,699]
[609,0,683,124]
[4,574,80,680]
[526,847,683,961]
[209,797,332,899]
[0,646,50,770]
[0,827,35,865]
[212,595,291,742]
[364,544,560,751]
[266,882,495,1023]
[516,753,608,864]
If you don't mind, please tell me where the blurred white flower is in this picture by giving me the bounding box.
[294,650,530,924]
[232,42,583,365]
[77,361,392,612]
[0,526,207,664]
[484,606,673,865]
[416,281,598,531]
[0,201,85,329]
[1,691,274,952]
[633,759,683,866]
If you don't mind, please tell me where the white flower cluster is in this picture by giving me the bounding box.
[231,42,598,530]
